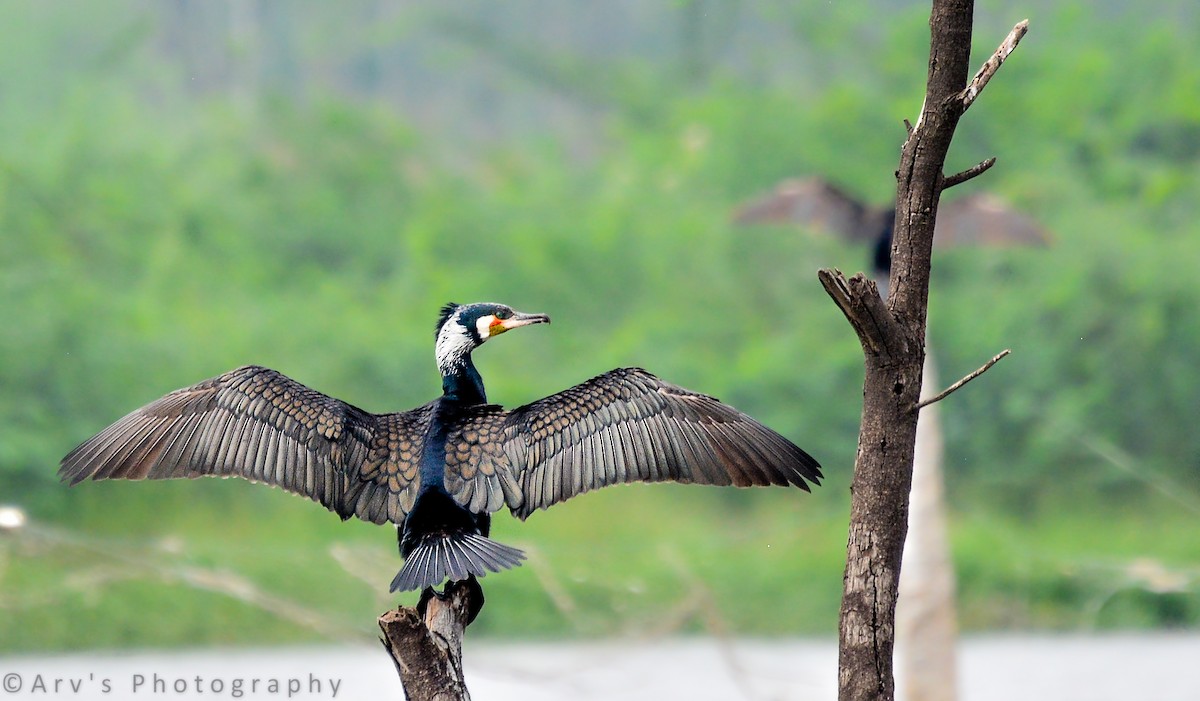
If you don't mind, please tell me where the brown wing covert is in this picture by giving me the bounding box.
[443,407,523,515]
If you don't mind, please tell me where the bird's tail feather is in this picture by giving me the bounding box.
[390,533,526,592]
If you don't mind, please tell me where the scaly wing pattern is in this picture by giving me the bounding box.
[498,368,822,519]
[442,406,524,515]
[59,365,430,526]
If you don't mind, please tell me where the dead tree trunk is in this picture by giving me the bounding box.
[379,579,481,701]
[819,2,1027,699]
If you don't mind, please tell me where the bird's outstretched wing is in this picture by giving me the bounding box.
[495,367,822,519]
[733,177,883,243]
[441,406,524,515]
[59,365,431,525]
[935,193,1053,248]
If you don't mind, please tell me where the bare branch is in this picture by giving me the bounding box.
[957,20,1029,111]
[1075,433,1200,515]
[943,156,996,189]
[817,268,904,359]
[903,118,914,136]
[916,349,1010,410]
[818,267,857,317]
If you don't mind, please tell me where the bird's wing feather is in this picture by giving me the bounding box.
[348,407,432,524]
[59,365,429,525]
[442,406,523,515]
[498,368,822,519]
[733,177,880,243]
[936,193,1053,248]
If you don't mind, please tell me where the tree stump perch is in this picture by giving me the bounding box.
[379,579,482,701]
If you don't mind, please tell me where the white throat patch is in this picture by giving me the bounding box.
[435,317,476,374]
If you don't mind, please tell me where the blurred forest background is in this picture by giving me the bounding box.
[2,0,1199,651]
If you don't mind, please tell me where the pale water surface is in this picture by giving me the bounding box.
[2,634,1197,700]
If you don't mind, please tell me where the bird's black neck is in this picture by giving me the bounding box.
[441,353,487,405]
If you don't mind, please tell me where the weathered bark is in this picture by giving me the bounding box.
[821,269,923,701]
[821,4,1028,700]
[379,580,480,701]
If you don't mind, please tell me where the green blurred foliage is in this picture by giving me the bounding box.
[2,0,1199,648]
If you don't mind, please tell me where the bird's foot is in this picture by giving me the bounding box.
[416,586,438,619]
[415,577,485,627]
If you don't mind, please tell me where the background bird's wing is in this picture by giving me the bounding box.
[935,193,1053,248]
[59,365,429,525]
[732,176,881,243]
[498,367,822,519]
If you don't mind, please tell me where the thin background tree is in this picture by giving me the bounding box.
[818,0,1028,699]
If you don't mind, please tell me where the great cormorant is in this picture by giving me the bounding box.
[60,302,822,593]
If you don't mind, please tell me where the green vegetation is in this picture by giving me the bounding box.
[2,2,1199,650]
[6,485,1197,650]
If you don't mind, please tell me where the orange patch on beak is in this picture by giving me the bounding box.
[486,310,550,338]
[490,317,508,336]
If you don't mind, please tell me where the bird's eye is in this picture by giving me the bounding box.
[495,309,512,320]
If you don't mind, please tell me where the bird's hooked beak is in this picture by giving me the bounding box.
[489,310,551,337]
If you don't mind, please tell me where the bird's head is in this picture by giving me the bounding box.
[435,302,550,374]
